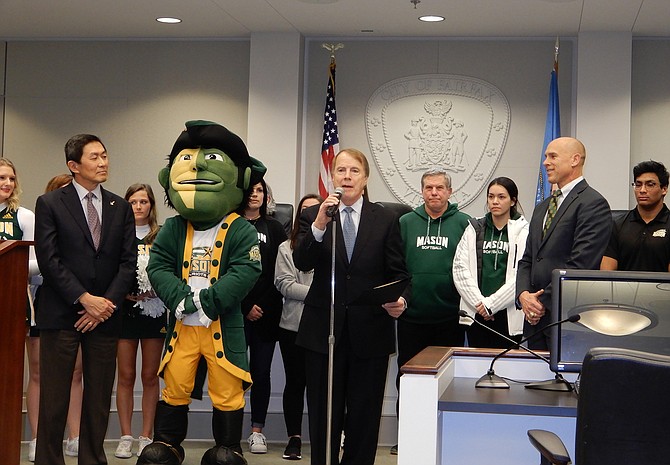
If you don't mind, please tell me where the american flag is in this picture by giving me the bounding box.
[319,59,339,198]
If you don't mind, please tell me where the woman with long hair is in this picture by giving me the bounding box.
[241,179,287,454]
[274,193,322,460]
[454,177,529,348]
[114,183,166,458]
[0,158,39,462]
[0,158,37,271]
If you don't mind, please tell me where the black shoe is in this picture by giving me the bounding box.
[282,437,302,460]
[390,444,398,455]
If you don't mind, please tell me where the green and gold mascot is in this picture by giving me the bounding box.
[138,121,264,465]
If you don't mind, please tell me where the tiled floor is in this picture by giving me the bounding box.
[20,440,399,464]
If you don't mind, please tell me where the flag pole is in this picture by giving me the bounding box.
[319,43,343,198]
[321,42,343,465]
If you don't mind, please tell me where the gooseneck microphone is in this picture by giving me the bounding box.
[459,310,580,390]
[325,187,344,217]
[459,309,523,349]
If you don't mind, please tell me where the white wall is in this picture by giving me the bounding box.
[631,39,670,207]
[575,32,632,210]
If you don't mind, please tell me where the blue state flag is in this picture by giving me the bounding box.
[535,67,560,205]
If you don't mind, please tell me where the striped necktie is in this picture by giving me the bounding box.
[86,192,102,249]
[543,189,562,237]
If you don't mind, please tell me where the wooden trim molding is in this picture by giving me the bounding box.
[400,346,550,375]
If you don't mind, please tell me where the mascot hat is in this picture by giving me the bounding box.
[169,120,266,189]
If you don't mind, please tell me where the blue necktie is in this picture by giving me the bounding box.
[342,207,356,261]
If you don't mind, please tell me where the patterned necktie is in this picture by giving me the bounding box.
[86,192,102,249]
[342,207,356,261]
[543,189,562,237]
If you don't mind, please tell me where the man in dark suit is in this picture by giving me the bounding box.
[516,137,611,350]
[34,134,136,465]
[293,148,409,465]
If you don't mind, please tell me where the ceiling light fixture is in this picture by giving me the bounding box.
[410,0,421,8]
[156,17,182,24]
[419,15,445,22]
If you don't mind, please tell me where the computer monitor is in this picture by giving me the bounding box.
[550,269,670,373]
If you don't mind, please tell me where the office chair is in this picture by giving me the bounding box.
[272,202,294,235]
[610,209,629,222]
[527,347,670,465]
[375,201,413,219]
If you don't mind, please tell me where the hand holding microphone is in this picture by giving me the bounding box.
[313,187,344,231]
[326,187,344,217]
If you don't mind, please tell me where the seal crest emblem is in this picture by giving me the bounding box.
[365,74,510,208]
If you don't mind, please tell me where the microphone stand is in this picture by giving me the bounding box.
[325,212,337,465]
[460,311,576,391]
[523,315,580,391]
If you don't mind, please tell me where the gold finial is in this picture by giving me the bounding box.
[322,43,344,60]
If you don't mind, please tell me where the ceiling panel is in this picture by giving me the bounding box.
[0,0,667,40]
[580,0,643,32]
[633,0,670,37]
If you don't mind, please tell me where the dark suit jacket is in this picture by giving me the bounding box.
[293,199,409,358]
[35,182,137,335]
[517,179,612,320]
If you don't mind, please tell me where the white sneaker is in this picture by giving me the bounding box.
[64,437,79,457]
[115,435,134,459]
[28,439,36,462]
[137,436,152,457]
[248,431,268,454]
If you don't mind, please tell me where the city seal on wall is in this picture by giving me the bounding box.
[365,74,510,208]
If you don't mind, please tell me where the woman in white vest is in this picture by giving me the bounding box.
[454,177,528,348]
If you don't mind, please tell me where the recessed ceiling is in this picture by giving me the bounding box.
[0,0,667,40]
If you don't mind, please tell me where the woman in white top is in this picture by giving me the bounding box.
[274,193,322,461]
[454,177,529,348]
[115,183,165,459]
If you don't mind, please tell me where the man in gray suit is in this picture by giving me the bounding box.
[516,137,611,350]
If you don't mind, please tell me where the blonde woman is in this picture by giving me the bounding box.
[0,159,41,461]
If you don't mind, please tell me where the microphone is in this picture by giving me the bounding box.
[325,187,344,217]
[459,310,545,388]
[459,310,580,391]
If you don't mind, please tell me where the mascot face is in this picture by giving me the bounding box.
[162,147,246,223]
[159,120,264,224]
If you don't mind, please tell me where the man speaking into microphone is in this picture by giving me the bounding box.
[293,148,409,465]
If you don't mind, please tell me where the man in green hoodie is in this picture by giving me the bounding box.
[392,168,470,454]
